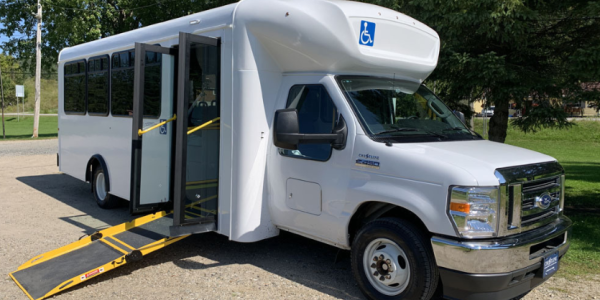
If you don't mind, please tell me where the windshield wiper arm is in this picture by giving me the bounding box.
[374,127,447,139]
[442,127,482,139]
[373,128,419,135]
[442,127,470,132]
[420,129,447,139]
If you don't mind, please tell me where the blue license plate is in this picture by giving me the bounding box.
[543,251,559,278]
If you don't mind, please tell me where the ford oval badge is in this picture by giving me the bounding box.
[535,192,553,209]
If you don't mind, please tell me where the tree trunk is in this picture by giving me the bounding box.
[488,100,509,143]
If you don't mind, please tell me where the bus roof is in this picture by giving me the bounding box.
[58,3,237,62]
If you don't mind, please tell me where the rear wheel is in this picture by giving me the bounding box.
[92,167,118,209]
[351,218,438,300]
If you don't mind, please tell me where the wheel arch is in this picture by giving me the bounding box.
[348,201,430,247]
[85,154,110,193]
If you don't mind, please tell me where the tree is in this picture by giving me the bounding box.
[0,0,238,71]
[3,0,599,142]
[366,0,600,142]
[0,54,23,108]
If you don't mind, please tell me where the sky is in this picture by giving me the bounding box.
[0,24,9,54]
[0,24,7,45]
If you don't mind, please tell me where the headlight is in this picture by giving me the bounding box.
[449,186,499,238]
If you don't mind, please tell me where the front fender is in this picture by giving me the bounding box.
[344,170,457,244]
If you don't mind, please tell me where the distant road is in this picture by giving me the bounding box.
[2,113,58,116]
[0,139,57,157]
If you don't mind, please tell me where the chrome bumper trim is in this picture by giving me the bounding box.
[432,215,572,274]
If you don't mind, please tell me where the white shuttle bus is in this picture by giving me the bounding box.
[51,0,571,299]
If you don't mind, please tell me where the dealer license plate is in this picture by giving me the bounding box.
[543,251,559,278]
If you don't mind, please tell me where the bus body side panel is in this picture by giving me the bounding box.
[228,10,283,243]
[59,113,133,200]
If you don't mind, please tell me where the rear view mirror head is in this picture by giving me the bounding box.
[453,110,466,124]
[272,109,347,150]
[273,109,300,150]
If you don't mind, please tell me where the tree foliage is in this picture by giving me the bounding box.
[0,0,237,71]
[367,0,600,142]
[0,54,25,108]
[1,0,599,142]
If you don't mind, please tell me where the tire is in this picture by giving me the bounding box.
[92,167,118,209]
[351,217,439,300]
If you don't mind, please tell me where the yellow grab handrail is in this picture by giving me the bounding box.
[138,114,177,136]
[187,117,220,135]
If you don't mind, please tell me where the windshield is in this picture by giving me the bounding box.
[337,76,480,143]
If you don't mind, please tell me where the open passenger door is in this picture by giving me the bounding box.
[9,33,221,300]
[171,32,221,236]
[130,43,177,214]
[130,33,221,235]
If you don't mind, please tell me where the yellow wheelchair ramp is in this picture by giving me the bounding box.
[9,211,197,300]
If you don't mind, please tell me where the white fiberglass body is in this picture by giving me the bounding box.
[57,0,555,248]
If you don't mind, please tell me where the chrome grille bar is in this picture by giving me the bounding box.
[495,162,564,237]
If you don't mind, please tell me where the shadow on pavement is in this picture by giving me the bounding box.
[17,174,131,234]
[16,173,366,299]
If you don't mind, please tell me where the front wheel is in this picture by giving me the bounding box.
[351,218,439,300]
[92,167,118,209]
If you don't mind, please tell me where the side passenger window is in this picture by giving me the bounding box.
[63,61,86,114]
[279,84,337,161]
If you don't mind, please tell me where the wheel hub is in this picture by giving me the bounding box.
[363,238,411,296]
[371,252,396,281]
[96,172,107,200]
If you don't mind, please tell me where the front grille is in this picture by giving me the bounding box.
[520,177,561,228]
[522,207,558,226]
[522,191,560,210]
[522,177,560,193]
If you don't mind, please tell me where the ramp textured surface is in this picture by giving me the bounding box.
[9,211,188,300]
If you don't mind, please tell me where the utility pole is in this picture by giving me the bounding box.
[32,0,42,138]
[1,62,5,139]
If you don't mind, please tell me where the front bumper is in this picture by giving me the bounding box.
[431,215,572,300]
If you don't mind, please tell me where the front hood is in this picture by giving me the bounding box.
[418,140,556,169]
[353,136,557,187]
[393,140,556,186]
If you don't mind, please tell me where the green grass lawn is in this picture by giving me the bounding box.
[474,119,600,277]
[0,116,58,140]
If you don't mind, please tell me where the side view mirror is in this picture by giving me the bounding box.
[273,109,347,150]
[453,110,466,124]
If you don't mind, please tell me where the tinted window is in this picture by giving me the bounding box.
[64,61,86,114]
[111,50,135,116]
[278,85,337,161]
[187,44,219,126]
[144,51,162,118]
[111,50,161,117]
[87,56,109,115]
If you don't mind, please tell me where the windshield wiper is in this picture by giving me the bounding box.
[442,127,470,132]
[420,129,447,139]
[442,127,482,139]
[374,128,419,135]
[374,127,447,139]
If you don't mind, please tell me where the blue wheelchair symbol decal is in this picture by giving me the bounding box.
[159,119,167,135]
[359,20,376,47]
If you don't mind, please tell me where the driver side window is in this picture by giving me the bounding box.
[278,84,337,161]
